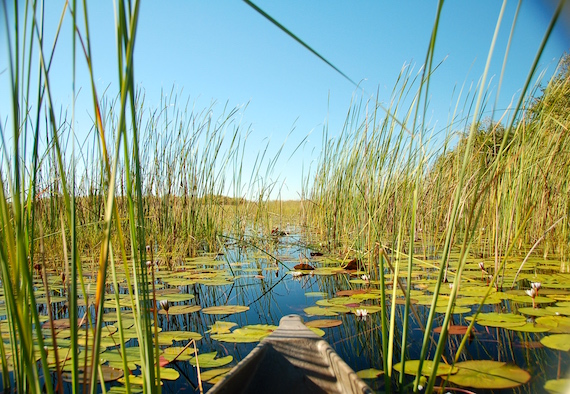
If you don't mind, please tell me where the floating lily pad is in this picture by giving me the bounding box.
[433,325,470,335]
[305,291,327,297]
[206,321,238,334]
[305,319,343,328]
[162,346,196,362]
[546,306,570,316]
[62,366,123,383]
[517,307,555,317]
[304,306,338,316]
[511,295,555,304]
[448,360,530,389]
[157,367,180,380]
[540,334,570,351]
[466,312,526,328]
[505,323,551,333]
[434,306,471,314]
[159,293,195,302]
[200,367,232,383]
[158,305,201,315]
[211,324,277,343]
[393,360,457,376]
[189,352,233,368]
[157,330,202,345]
[202,305,249,315]
[356,368,384,379]
[536,316,570,333]
[544,378,570,394]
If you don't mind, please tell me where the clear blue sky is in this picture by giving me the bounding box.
[1,1,569,199]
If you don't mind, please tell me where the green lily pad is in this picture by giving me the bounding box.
[61,366,123,383]
[540,334,570,351]
[434,306,471,314]
[206,321,238,334]
[517,307,555,317]
[356,368,384,379]
[189,352,233,368]
[546,306,570,316]
[211,324,277,343]
[158,305,201,315]
[159,293,195,302]
[304,306,339,316]
[505,323,551,333]
[536,316,570,333]
[162,346,196,362]
[305,292,328,297]
[448,360,530,389]
[157,330,202,345]
[200,367,233,383]
[202,305,249,315]
[158,367,180,380]
[393,360,457,376]
[466,312,526,328]
[511,295,555,304]
[544,378,570,394]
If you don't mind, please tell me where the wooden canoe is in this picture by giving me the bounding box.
[208,314,373,394]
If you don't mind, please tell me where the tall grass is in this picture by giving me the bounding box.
[297,2,569,393]
[0,0,568,393]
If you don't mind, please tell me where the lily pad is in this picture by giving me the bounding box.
[448,360,530,389]
[202,305,249,315]
[189,352,233,368]
[158,305,201,315]
[304,306,338,316]
[157,330,202,345]
[305,319,343,328]
[356,368,384,379]
[206,321,238,334]
[162,346,196,362]
[393,360,457,377]
[200,367,233,383]
[544,378,570,394]
[211,324,277,343]
[540,334,570,351]
[466,312,526,328]
[305,291,327,297]
[62,366,123,383]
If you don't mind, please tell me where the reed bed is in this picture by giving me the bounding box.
[0,0,568,393]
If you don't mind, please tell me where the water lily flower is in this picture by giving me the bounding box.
[525,288,538,308]
[159,299,170,320]
[291,271,303,279]
[531,282,541,295]
[159,299,170,312]
[361,274,370,282]
[355,309,368,321]
[478,261,487,280]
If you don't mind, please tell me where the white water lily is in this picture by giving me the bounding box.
[525,288,537,298]
[361,274,370,281]
[531,282,541,294]
[159,299,170,312]
[355,309,368,321]
[526,288,538,308]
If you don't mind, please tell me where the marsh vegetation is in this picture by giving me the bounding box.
[0,1,569,393]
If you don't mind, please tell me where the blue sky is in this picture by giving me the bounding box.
[1,1,569,199]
